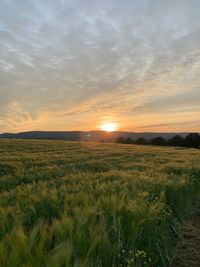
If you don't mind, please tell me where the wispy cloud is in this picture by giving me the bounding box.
[0,0,200,132]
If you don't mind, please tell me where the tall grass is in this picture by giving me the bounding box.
[0,139,199,266]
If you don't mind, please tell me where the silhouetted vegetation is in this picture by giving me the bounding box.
[184,133,200,148]
[168,135,185,147]
[136,137,148,145]
[149,136,166,146]
[116,136,125,143]
[116,133,200,149]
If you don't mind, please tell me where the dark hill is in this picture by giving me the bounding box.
[0,131,190,142]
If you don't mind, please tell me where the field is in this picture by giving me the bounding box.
[0,139,199,267]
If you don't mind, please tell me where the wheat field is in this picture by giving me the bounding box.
[0,139,199,267]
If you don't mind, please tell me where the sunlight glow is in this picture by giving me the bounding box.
[101,122,118,132]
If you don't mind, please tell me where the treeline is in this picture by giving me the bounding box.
[116,133,200,149]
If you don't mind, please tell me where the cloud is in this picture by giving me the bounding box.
[0,0,200,132]
[133,89,200,114]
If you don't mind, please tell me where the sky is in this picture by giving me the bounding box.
[0,0,200,133]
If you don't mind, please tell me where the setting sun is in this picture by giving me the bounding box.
[101,122,118,132]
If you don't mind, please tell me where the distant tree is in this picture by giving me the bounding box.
[125,137,133,144]
[116,137,125,144]
[149,137,166,146]
[136,137,148,145]
[168,135,185,147]
[184,133,200,148]
[115,133,200,149]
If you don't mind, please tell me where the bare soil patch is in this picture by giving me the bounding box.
[173,198,200,267]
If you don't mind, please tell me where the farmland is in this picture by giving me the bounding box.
[0,139,199,267]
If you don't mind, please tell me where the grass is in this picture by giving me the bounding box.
[0,139,199,267]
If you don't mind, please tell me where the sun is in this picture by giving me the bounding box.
[101,122,118,132]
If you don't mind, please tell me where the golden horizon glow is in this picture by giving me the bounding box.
[101,122,118,132]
